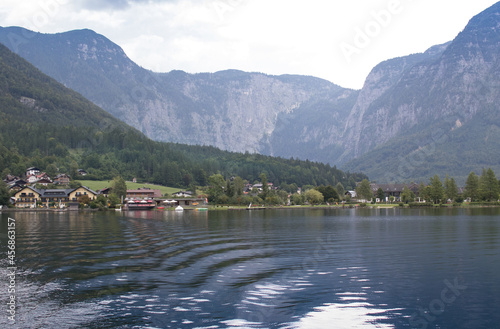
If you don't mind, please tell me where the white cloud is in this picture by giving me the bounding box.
[0,0,498,89]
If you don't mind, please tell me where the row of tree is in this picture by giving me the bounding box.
[205,172,351,206]
[355,169,500,204]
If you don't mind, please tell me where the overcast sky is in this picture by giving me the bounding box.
[0,0,498,89]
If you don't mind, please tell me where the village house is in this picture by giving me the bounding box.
[369,183,420,202]
[9,183,25,193]
[77,169,88,176]
[174,197,206,207]
[14,186,97,208]
[126,187,162,199]
[172,190,193,198]
[26,167,41,177]
[14,187,42,208]
[4,174,21,184]
[98,187,112,197]
[26,172,52,186]
[26,174,40,185]
[69,186,98,202]
[54,174,71,185]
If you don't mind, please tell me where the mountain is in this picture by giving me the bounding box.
[2,2,500,183]
[342,2,500,183]
[0,42,364,188]
[0,26,355,163]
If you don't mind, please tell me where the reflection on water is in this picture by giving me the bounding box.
[1,208,500,328]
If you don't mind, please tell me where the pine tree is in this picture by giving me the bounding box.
[479,168,499,201]
[444,174,458,202]
[0,180,10,205]
[376,187,385,202]
[401,185,414,204]
[464,171,479,201]
[429,175,444,204]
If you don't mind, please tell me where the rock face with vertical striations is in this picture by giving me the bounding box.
[0,26,349,156]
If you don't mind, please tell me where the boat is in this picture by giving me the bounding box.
[175,205,184,212]
[127,199,156,210]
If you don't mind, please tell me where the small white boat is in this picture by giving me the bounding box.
[175,205,184,212]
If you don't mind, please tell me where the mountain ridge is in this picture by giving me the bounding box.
[0,42,365,188]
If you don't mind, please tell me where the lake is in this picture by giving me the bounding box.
[1,207,500,328]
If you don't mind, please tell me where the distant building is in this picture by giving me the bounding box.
[26,175,39,185]
[172,191,193,198]
[26,172,52,186]
[369,183,420,201]
[126,187,162,199]
[98,187,112,197]
[345,191,357,199]
[26,167,41,177]
[14,186,97,208]
[54,174,71,185]
[77,169,88,176]
[69,186,98,202]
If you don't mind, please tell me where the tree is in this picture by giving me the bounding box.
[478,168,499,201]
[316,185,339,202]
[464,171,479,202]
[356,179,373,201]
[305,189,324,205]
[111,176,127,199]
[207,174,225,203]
[401,185,414,204]
[259,173,269,199]
[335,182,345,200]
[108,193,121,208]
[69,180,82,189]
[429,175,444,204]
[418,182,427,201]
[0,180,10,205]
[45,163,58,178]
[77,194,91,206]
[292,193,305,205]
[232,176,245,196]
[444,175,459,202]
[376,187,385,202]
[225,179,234,197]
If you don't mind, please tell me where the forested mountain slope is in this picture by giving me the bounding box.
[0,43,365,188]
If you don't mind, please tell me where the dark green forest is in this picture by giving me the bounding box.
[0,43,366,189]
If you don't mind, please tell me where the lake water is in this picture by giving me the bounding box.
[1,208,500,328]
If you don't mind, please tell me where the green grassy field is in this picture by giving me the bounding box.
[76,180,179,196]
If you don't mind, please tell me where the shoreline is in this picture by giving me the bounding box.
[2,203,499,213]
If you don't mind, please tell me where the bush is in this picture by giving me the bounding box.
[408,202,434,208]
[469,201,500,206]
[398,202,404,207]
[359,203,367,207]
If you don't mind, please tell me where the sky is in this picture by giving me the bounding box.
[0,0,498,89]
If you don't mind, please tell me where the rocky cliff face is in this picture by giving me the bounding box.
[343,2,500,182]
[0,27,346,155]
[340,43,450,163]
